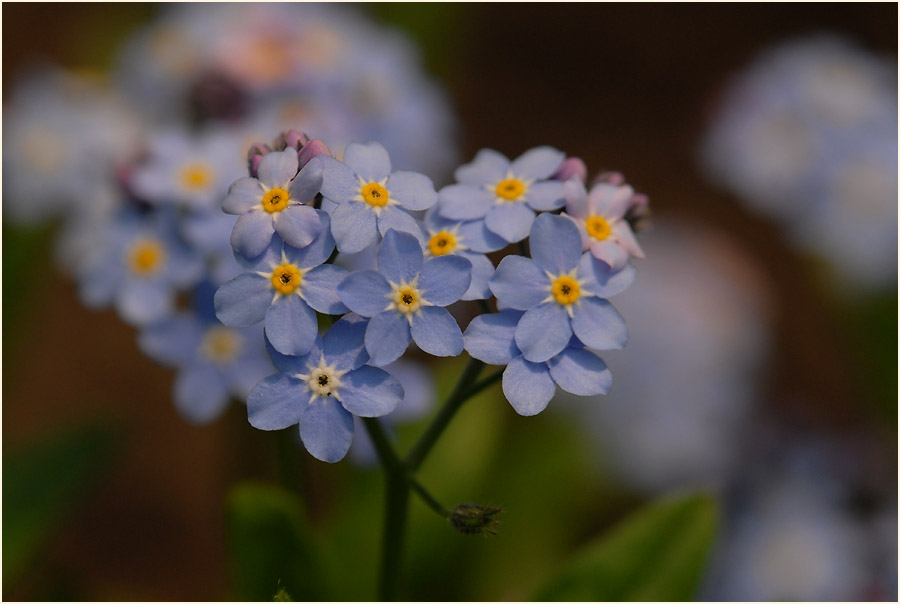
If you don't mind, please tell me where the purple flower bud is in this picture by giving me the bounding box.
[553,157,587,183]
[246,142,270,178]
[274,129,309,151]
[297,138,334,169]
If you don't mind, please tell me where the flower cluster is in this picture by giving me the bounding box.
[214,139,648,460]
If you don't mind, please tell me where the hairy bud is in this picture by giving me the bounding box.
[448,503,502,536]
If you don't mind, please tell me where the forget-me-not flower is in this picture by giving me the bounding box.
[438,146,566,243]
[563,179,645,271]
[488,213,631,363]
[248,313,404,462]
[421,208,500,300]
[223,148,325,259]
[214,218,347,356]
[337,229,471,366]
[464,309,613,416]
[319,141,437,253]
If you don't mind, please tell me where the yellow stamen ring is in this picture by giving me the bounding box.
[262,187,290,213]
[495,177,526,201]
[585,215,612,241]
[361,182,389,207]
[552,275,581,305]
[393,285,421,314]
[128,239,165,276]
[271,264,302,294]
[200,326,243,364]
[428,231,457,256]
[179,162,214,191]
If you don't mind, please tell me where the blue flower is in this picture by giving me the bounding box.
[223,148,325,259]
[78,208,204,326]
[247,313,404,463]
[319,141,437,253]
[337,229,471,366]
[214,218,347,356]
[421,208,501,300]
[437,146,566,243]
[139,282,273,424]
[488,213,632,363]
[464,310,613,416]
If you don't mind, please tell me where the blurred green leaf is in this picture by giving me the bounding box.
[534,492,718,601]
[226,482,327,601]
[272,585,293,601]
[2,420,121,584]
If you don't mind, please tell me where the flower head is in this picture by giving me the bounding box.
[421,208,500,301]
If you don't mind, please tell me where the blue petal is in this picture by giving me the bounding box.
[287,156,324,203]
[117,279,172,325]
[529,213,582,274]
[301,264,349,314]
[299,398,354,463]
[274,205,323,249]
[265,295,319,356]
[248,373,308,430]
[459,251,493,301]
[258,149,299,187]
[456,218,507,253]
[376,207,425,245]
[463,311,522,365]
[139,315,201,366]
[580,254,637,297]
[365,311,411,366]
[437,184,494,220]
[419,255,471,306]
[485,203,535,243]
[454,148,509,185]
[338,269,391,317]
[231,210,275,259]
[339,365,404,417]
[79,257,124,308]
[320,155,358,203]
[343,141,391,182]
[284,210,335,269]
[510,146,565,180]
[386,171,437,210]
[229,352,276,399]
[548,347,612,396]
[502,356,555,416]
[322,313,369,371]
[265,334,319,375]
[215,273,272,327]
[331,201,378,254]
[410,306,463,357]
[234,235,283,272]
[377,229,424,284]
[489,255,548,310]
[515,302,572,363]
[174,364,229,424]
[223,177,264,214]
[525,180,565,211]
[570,296,628,350]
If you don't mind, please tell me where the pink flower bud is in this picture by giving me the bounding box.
[298,139,334,168]
[274,129,309,151]
[553,157,587,183]
[246,142,270,178]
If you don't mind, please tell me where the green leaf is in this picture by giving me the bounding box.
[2,420,121,584]
[226,482,327,601]
[534,492,718,601]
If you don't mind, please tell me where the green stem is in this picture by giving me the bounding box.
[409,477,451,516]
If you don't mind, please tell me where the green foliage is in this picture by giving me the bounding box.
[2,420,121,584]
[226,482,326,601]
[534,493,718,601]
[272,584,293,601]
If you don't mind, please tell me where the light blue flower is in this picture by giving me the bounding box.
[214,219,347,356]
[78,208,204,326]
[437,146,566,243]
[488,213,632,363]
[337,229,471,366]
[247,313,404,462]
[223,148,325,259]
[421,208,500,301]
[319,141,437,253]
[139,281,273,424]
[464,309,612,416]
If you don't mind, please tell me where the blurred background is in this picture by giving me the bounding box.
[3,3,896,601]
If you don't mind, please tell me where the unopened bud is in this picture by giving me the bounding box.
[298,139,334,168]
[274,129,309,152]
[625,192,651,233]
[593,170,626,187]
[247,142,271,178]
[553,157,587,183]
[448,503,502,536]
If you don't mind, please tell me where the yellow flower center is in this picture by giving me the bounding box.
[428,231,457,256]
[200,326,243,364]
[392,285,421,314]
[179,162,214,191]
[495,178,526,201]
[271,264,302,294]
[552,275,580,305]
[262,187,290,213]
[585,215,612,241]
[128,239,165,276]
[361,182,389,207]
